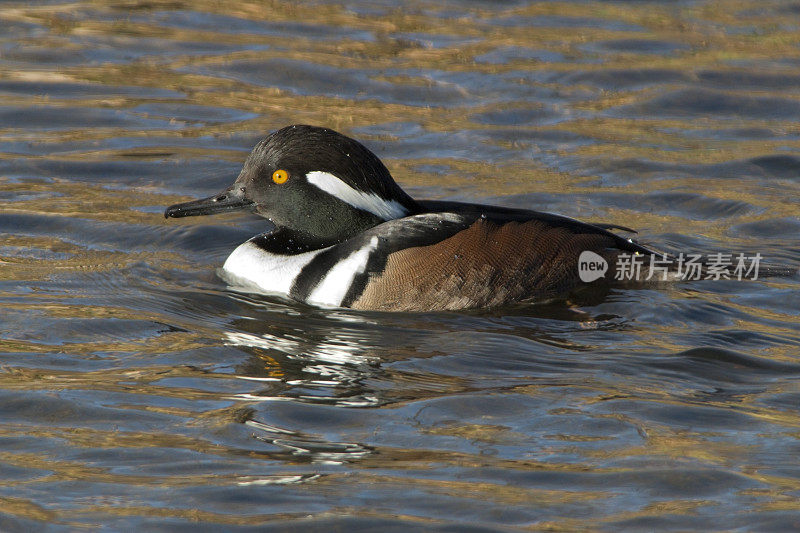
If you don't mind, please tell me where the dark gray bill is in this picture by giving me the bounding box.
[164,187,254,218]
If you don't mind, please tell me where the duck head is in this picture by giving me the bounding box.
[165,125,419,245]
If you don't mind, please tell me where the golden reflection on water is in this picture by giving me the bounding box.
[1,0,800,528]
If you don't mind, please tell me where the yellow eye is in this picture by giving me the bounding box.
[272,169,289,184]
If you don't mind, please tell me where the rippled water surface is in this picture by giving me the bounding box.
[2,0,800,530]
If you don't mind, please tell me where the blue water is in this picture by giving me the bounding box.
[1,1,799,530]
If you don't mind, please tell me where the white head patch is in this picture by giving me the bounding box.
[306,171,409,220]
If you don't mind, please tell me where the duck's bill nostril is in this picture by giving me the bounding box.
[164,188,254,218]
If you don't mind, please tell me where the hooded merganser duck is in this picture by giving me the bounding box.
[165,125,657,311]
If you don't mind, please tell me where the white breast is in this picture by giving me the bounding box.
[220,240,327,297]
[219,236,380,308]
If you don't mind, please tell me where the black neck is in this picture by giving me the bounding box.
[250,226,351,255]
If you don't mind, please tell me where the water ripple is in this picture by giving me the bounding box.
[1,0,799,530]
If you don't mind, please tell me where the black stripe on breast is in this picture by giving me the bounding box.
[340,214,473,307]
[339,242,390,307]
[289,244,357,302]
[290,213,472,306]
